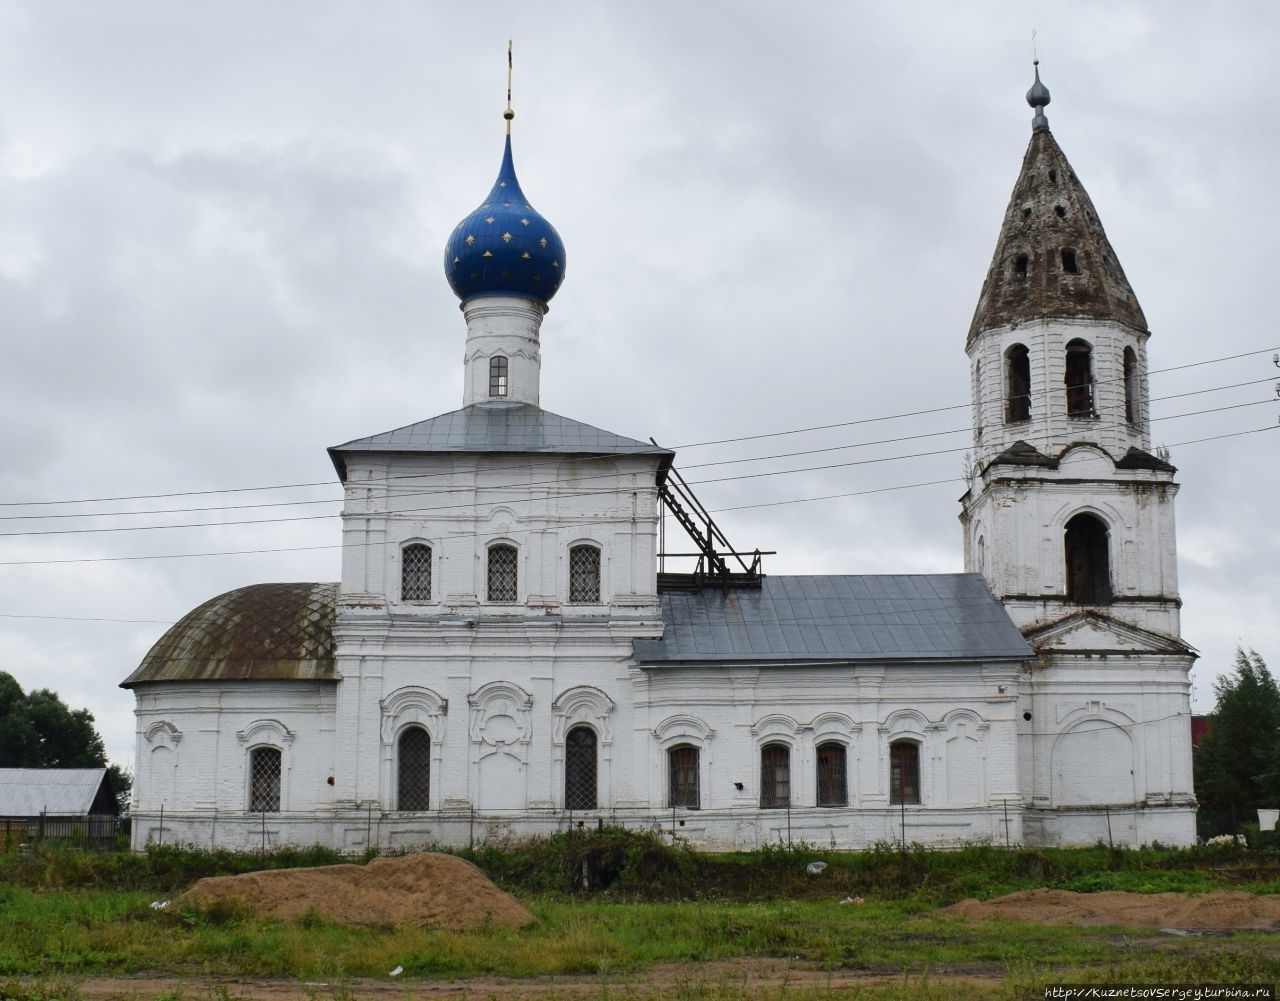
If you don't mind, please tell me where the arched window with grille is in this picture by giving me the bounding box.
[568,544,601,603]
[564,725,598,810]
[401,543,432,602]
[1065,339,1094,416]
[489,355,509,397]
[760,743,791,809]
[397,726,430,811]
[889,740,920,805]
[668,744,700,809]
[1005,344,1031,423]
[248,746,281,813]
[816,741,848,807]
[1065,512,1112,604]
[487,543,518,602]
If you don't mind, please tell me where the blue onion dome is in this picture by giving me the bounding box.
[445,134,566,305]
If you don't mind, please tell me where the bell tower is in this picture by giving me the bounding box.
[960,64,1196,846]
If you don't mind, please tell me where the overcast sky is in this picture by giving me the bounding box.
[1,1,1276,771]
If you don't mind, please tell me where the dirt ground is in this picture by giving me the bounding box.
[941,887,1280,930]
[25,960,1008,1001]
[178,853,532,930]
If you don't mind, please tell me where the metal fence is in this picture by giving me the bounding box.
[1,814,125,850]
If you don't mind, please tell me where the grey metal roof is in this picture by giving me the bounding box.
[121,582,338,688]
[634,574,1031,666]
[0,768,109,816]
[328,402,674,481]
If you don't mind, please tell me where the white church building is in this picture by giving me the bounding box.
[123,67,1198,851]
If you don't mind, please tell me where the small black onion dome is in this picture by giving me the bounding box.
[444,135,566,305]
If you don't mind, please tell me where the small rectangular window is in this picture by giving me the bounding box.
[487,544,518,602]
[760,744,791,809]
[489,356,509,397]
[669,745,700,809]
[249,747,281,813]
[401,543,432,602]
[889,742,920,805]
[568,545,601,603]
[816,742,848,807]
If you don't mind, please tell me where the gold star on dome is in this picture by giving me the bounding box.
[499,181,507,187]
[502,232,513,242]
[520,218,530,226]
[521,252,531,260]
[551,260,559,268]
[453,256,461,264]
[485,216,495,224]
[465,235,475,246]
[539,237,548,248]
[482,250,493,258]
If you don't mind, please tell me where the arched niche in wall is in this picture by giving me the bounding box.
[938,708,989,806]
[1051,704,1138,808]
[143,720,183,811]
[468,681,534,811]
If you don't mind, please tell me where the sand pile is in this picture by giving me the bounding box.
[942,888,1280,931]
[178,852,533,930]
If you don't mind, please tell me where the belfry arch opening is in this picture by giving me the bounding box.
[1064,512,1112,604]
[1004,344,1031,423]
[1065,339,1094,416]
[1123,346,1139,425]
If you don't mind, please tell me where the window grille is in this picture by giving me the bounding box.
[760,743,791,809]
[889,741,920,805]
[401,543,432,602]
[487,544,518,602]
[816,742,848,807]
[489,356,509,397]
[564,725,598,810]
[249,747,281,813]
[668,744,700,809]
[568,545,601,603]
[397,727,431,811]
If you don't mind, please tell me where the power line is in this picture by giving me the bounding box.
[0,421,1272,567]
[0,395,1272,539]
[1,343,1273,513]
[0,367,1271,530]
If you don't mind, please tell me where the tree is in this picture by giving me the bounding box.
[1194,648,1280,824]
[0,671,131,810]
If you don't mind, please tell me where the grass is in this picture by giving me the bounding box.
[2,834,1280,998]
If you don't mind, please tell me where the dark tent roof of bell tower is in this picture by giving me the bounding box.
[967,126,1148,348]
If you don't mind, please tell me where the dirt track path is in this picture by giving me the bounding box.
[25,959,1008,1000]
